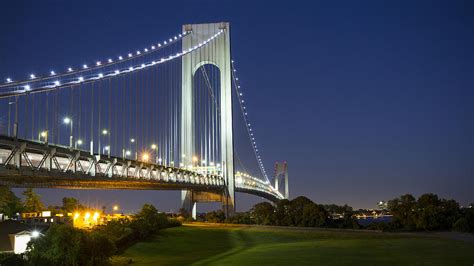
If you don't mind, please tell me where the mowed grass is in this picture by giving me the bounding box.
[112,224,474,266]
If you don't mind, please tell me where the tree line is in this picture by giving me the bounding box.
[200,194,474,233]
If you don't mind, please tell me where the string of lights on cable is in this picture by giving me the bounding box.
[1,31,191,88]
[0,30,224,99]
[231,60,270,184]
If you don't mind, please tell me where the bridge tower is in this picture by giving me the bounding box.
[274,161,289,199]
[181,22,235,218]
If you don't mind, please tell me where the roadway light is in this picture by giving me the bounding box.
[142,153,149,162]
[78,77,84,82]
[113,205,119,211]
[54,80,60,86]
[104,146,110,151]
[24,85,31,90]
[6,78,12,83]
[30,74,36,79]
[102,129,108,135]
[77,139,83,145]
[68,67,73,72]
[130,138,135,143]
[192,156,198,162]
[158,158,163,163]
[83,64,88,69]
[40,131,47,138]
[63,117,71,124]
[151,144,157,150]
[31,231,40,238]
[50,71,56,75]
[125,150,131,156]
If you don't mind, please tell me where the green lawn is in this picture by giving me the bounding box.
[112,224,474,265]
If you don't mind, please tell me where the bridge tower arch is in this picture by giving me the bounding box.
[180,22,235,218]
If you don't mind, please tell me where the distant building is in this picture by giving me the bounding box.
[0,220,47,254]
[20,211,71,226]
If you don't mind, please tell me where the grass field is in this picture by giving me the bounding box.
[112,224,474,265]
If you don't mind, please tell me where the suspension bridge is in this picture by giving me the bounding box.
[0,22,289,218]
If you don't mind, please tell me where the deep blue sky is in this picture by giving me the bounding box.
[1,0,473,211]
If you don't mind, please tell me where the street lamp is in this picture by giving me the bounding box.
[113,205,119,211]
[38,130,48,143]
[99,129,108,156]
[130,138,137,160]
[151,143,157,163]
[103,145,110,156]
[75,139,83,149]
[63,117,73,148]
[142,152,149,162]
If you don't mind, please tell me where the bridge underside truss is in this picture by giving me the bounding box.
[0,136,282,202]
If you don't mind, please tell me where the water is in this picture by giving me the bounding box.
[357,216,392,226]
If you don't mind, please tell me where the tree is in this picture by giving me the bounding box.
[22,188,44,212]
[0,186,22,217]
[302,203,328,227]
[288,196,314,226]
[274,199,291,226]
[388,194,417,230]
[131,204,168,239]
[205,210,226,223]
[26,224,114,265]
[61,197,84,213]
[251,202,274,225]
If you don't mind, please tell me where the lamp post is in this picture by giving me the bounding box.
[75,139,83,149]
[63,117,73,148]
[38,131,48,143]
[151,144,157,163]
[130,138,137,160]
[99,129,108,156]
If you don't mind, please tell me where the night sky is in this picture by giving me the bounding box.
[1,0,473,212]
